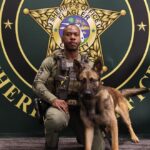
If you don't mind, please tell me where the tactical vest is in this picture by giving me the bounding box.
[53,50,88,100]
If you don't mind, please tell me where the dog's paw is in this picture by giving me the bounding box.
[131,136,139,143]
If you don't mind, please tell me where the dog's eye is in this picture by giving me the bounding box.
[89,78,94,82]
[89,78,97,82]
[80,78,86,83]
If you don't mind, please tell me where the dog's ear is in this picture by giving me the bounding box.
[92,57,103,74]
[73,59,83,76]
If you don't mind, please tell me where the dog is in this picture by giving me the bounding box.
[74,58,149,150]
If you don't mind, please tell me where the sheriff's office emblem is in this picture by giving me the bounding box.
[23,0,126,69]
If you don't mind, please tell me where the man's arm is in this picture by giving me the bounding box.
[32,56,68,112]
[32,57,57,104]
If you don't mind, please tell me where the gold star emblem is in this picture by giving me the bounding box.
[4,19,13,29]
[24,0,126,68]
[137,22,147,31]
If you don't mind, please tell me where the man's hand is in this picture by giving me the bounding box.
[51,99,68,113]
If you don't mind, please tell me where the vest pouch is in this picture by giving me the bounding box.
[55,75,69,100]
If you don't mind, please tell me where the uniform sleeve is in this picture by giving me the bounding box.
[32,57,57,104]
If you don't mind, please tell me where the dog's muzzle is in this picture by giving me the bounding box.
[83,90,92,99]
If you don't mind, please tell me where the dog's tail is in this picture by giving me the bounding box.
[120,88,150,97]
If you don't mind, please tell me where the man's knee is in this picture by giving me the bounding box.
[44,107,69,131]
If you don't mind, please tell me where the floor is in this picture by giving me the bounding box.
[0,137,150,150]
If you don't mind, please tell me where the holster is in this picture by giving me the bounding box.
[34,98,50,123]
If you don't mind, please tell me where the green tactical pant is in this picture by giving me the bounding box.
[44,107,105,150]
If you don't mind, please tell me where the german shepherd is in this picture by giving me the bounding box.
[74,58,149,150]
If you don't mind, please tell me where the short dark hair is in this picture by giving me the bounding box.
[62,24,80,36]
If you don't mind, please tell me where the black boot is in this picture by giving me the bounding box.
[45,142,58,150]
[104,136,111,150]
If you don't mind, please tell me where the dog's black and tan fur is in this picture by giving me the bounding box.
[74,58,149,150]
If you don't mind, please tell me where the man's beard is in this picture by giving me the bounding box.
[65,45,79,52]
